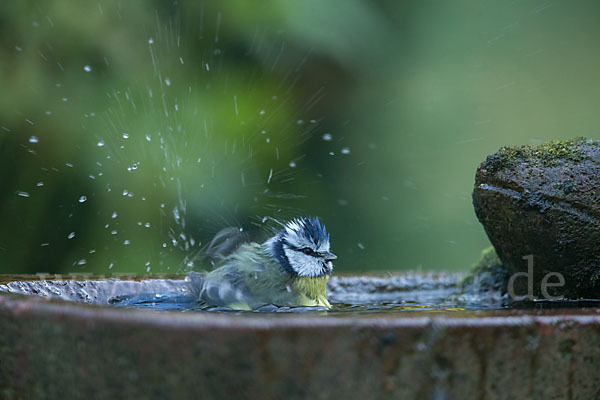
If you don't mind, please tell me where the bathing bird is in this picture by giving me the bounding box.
[187,216,336,310]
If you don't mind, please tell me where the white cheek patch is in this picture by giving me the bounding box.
[284,248,324,277]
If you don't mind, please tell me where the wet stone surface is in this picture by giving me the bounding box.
[473,138,600,299]
[2,274,600,399]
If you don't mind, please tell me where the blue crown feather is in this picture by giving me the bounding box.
[285,216,329,246]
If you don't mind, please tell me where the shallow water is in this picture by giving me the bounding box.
[4,272,600,315]
[0,272,508,314]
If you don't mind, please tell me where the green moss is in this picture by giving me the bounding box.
[483,138,595,173]
[460,247,509,295]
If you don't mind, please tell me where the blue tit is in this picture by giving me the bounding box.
[187,216,337,310]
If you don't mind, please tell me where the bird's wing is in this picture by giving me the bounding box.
[203,227,248,265]
[189,244,295,310]
[201,265,258,310]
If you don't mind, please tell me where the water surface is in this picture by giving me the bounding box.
[0,272,508,314]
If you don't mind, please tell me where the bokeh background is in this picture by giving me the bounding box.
[1,1,600,275]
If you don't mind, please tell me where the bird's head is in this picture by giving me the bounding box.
[266,216,336,278]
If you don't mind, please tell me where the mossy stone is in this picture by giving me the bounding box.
[473,138,600,299]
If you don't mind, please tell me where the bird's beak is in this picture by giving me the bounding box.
[323,251,337,261]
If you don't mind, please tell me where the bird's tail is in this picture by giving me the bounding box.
[185,271,207,302]
[185,270,253,310]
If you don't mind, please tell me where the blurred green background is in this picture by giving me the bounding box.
[1,0,600,275]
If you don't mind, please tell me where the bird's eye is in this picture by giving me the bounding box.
[300,247,315,256]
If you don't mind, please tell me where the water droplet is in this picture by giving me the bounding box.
[62,97,68,102]
[111,230,118,235]
[289,161,296,168]
[148,38,154,44]
[162,243,167,248]
[145,134,151,142]
[357,243,365,250]
[16,191,30,198]
[83,65,92,72]
[78,195,87,203]
[259,110,265,115]
[122,133,129,139]
[144,222,151,228]
[341,147,351,155]
[123,240,131,245]
[65,163,74,168]
[122,189,129,196]
[297,120,304,125]
[67,232,76,239]
[111,211,118,219]
[108,262,114,270]
[28,136,39,143]
[77,259,87,266]
[40,243,50,247]
[322,133,332,142]
[97,140,105,147]
[36,182,44,187]
[165,77,171,86]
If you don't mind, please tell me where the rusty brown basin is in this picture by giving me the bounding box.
[1,275,600,399]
